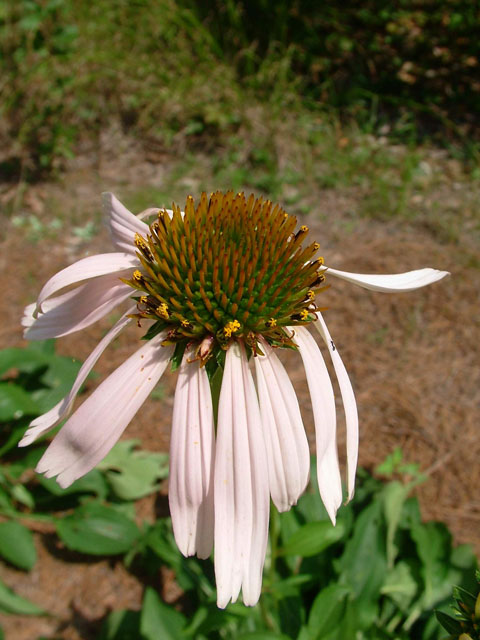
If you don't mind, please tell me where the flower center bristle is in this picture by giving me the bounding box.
[124,191,327,360]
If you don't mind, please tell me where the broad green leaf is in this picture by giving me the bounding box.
[140,587,186,640]
[0,521,36,570]
[56,503,140,555]
[279,520,346,557]
[381,481,409,568]
[39,469,108,499]
[308,584,350,639]
[434,610,464,635]
[450,543,477,570]
[0,578,46,615]
[380,561,418,612]
[98,440,168,500]
[410,521,452,608]
[336,501,387,629]
[0,347,48,377]
[144,520,180,567]
[98,609,140,640]
[268,574,314,597]
[10,484,35,509]
[0,382,40,421]
[33,355,82,412]
[296,627,310,640]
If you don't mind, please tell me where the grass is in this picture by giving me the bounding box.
[1,1,478,258]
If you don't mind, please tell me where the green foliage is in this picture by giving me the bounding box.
[436,571,480,639]
[1,0,479,177]
[0,341,478,638]
[189,0,480,138]
[0,520,36,570]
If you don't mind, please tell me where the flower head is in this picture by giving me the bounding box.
[21,191,449,607]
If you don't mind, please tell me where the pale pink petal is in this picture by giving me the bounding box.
[24,273,133,340]
[36,253,138,312]
[169,353,215,559]
[313,314,358,502]
[102,192,149,254]
[19,307,135,447]
[254,339,310,512]
[36,335,173,488]
[323,266,449,292]
[214,343,269,608]
[293,326,342,524]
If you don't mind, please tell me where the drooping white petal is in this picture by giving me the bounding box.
[36,253,138,313]
[254,339,310,512]
[102,192,149,254]
[169,353,215,559]
[36,335,173,488]
[293,326,342,524]
[313,314,358,502]
[214,343,269,608]
[19,307,135,447]
[323,266,449,292]
[23,272,133,340]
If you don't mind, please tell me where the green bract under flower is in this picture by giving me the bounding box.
[125,191,327,361]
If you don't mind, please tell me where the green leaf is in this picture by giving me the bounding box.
[268,574,314,597]
[279,520,346,557]
[10,484,35,509]
[56,503,140,555]
[98,609,141,640]
[380,561,418,612]
[381,481,409,568]
[236,634,292,640]
[33,354,82,412]
[140,587,187,640]
[0,382,40,421]
[434,610,464,635]
[410,521,452,608]
[0,521,37,570]
[336,501,387,629]
[39,469,108,499]
[307,584,350,639]
[0,347,48,377]
[0,578,46,615]
[97,440,169,501]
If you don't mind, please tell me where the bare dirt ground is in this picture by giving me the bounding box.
[0,145,479,639]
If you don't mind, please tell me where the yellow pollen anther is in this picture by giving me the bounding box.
[156,303,169,319]
[223,319,241,338]
[139,296,148,304]
[300,309,309,321]
[300,225,308,233]
[316,256,324,266]
[266,318,277,328]
[134,233,146,248]
[307,290,315,301]
[313,242,320,251]
[180,319,191,328]
[133,270,143,281]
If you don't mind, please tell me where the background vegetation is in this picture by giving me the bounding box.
[1,0,479,177]
[0,1,479,638]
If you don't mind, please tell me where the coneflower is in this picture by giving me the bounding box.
[21,191,448,607]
